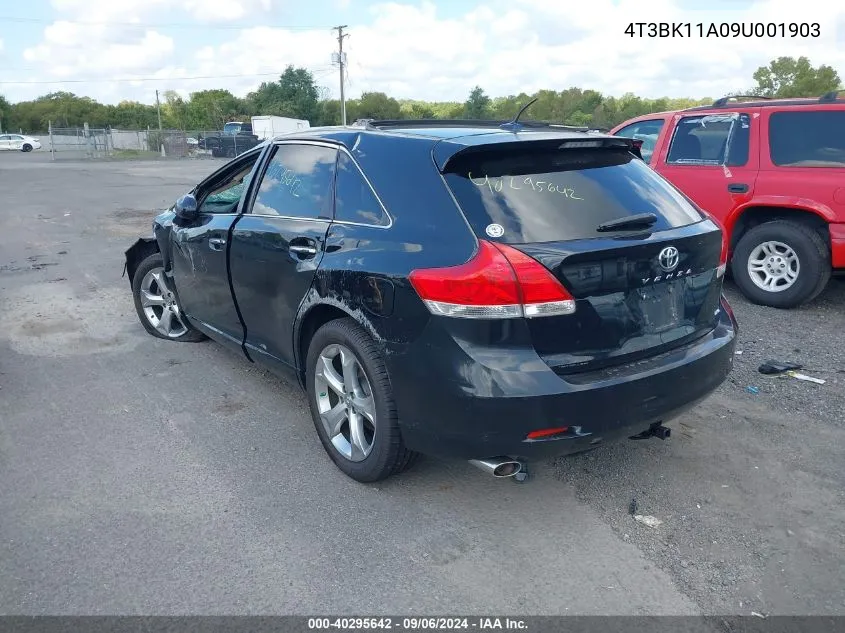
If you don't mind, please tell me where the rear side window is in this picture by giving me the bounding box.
[769,111,845,167]
[667,113,750,166]
[333,152,390,226]
[251,144,337,219]
[614,119,664,163]
[443,148,704,244]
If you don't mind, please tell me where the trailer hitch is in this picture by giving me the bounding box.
[629,422,671,441]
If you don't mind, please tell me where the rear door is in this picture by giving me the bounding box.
[0,135,10,150]
[655,111,758,224]
[229,141,338,371]
[756,106,845,217]
[442,143,725,374]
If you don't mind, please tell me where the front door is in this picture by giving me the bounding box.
[229,142,338,371]
[168,149,263,346]
[655,111,759,225]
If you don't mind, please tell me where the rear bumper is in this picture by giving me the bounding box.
[385,297,737,461]
[830,223,845,269]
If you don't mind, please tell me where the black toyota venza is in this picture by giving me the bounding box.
[125,118,737,482]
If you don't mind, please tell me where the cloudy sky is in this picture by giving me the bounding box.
[0,0,843,105]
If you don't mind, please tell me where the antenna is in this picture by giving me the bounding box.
[500,97,538,131]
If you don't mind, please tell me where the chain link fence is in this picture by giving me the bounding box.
[42,125,233,160]
[46,127,111,159]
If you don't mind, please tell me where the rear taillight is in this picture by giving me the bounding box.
[409,240,576,319]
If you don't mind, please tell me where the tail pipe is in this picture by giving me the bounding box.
[468,457,524,478]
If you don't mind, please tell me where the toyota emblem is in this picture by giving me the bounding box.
[658,246,680,272]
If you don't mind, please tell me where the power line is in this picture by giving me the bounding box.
[0,68,334,85]
[0,15,333,31]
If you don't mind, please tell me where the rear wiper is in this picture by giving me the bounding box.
[596,213,658,232]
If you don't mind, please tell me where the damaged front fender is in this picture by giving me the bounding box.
[123,237,160,287]
[123,213,176,286]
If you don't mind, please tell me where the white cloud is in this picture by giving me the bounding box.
[23,23,175,78]
[181,0,275,21]
[51,0,275,23]
[51,0,173,22]
[8,0,845,105]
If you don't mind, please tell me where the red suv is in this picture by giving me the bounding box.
[610,92,845,308]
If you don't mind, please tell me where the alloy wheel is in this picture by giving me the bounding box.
[139,267,190,338]
[313,344,377,462]
[747,240,800,293]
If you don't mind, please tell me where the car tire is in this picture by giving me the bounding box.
[131,252,206,342]
[306,318,417,482]
[731,220,831,308]
[21,144,32,152]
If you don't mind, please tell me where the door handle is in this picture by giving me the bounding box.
[289,244,318,257]
[208,237,226,251]
[727,183,749,193]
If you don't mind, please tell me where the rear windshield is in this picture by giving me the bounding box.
[769,111,845,167]
[443,148,704,243]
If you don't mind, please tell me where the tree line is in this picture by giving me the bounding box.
[1,56,840,134]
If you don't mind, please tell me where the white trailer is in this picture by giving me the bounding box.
[250,115,310,140]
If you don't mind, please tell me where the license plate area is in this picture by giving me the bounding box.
[630,281,684,334]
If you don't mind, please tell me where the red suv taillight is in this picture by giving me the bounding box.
[710,217,729,278]
[408,240,576,319]
[696,208,728,278]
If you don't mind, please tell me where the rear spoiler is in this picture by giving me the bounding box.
[435,136,643,171]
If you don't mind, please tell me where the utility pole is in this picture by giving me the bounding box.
[333,25,349,125]
[155,89,165,156]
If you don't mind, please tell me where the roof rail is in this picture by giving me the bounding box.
[712,95,773,107]
[362,119,592,132]
[819,89,845,103]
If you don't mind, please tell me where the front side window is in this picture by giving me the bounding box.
[333,152,390,226]
[251,144,337,219]
[769,111,845,167]
[615,119,665,163]
[199,151,261,214]
[667,113,750,166]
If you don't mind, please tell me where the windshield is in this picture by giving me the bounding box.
[443,148,704,244]
[223,122,242,135]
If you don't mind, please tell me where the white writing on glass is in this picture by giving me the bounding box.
[281,168,302,198]
[468,173,583,200]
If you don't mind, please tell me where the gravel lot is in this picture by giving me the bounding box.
[1,151,843,617]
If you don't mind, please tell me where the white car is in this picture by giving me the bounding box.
[0,134,42,152]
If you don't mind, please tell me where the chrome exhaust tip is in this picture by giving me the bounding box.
[468,457,524,478]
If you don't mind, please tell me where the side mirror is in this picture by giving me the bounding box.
[174,193,199,222]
